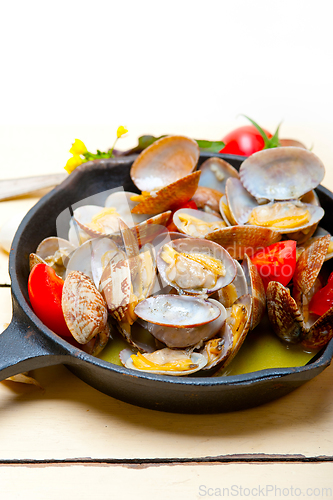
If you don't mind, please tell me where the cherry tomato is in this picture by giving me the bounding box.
[219,125,273,156]
[28,263,72,338]
[309,272,333,317]
[166,200,197,232]
[250,240,297,290]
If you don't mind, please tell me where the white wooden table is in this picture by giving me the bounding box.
[1,126,333,500]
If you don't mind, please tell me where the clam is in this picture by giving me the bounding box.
[29,252,45,271]
[99,240,156,332]
[217,260,248,308]
[246,201,324,234]
[130,171,201,216]
[82,323,112,356]
[72,205,121,239]
[35,237,77,278]
[225,177,258,225]
[66,239,100,280]
[297,227,333,262]
[191,186,223,215]
[129,135,200,215]
[91,237,125,291]
[120,348,207,376]
[225,178,324,234]
[216,147,327,242]
[267,281,305,344]
[241,254,266,329]
[239,147,325,201]
[293,235,330,296]
[62,271,110,345]
[198,157,239,193]
[134,294,226,348]
[212,294,253,373]
[266,236,333,348]
[105,191,172,245]
[205,225,281,260]
[200,323,233,370]
[104,191,148,226]
[219,195,233,226]
[157,238,237,295]
[173,208,226,238]
[130,135,200,192]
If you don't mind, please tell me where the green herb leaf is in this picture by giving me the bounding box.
[137,135,225,153]
[138,135,166,150]
[83,150,114,160]
[196,140,225,153]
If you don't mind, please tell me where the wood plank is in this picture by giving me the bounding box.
[1,278,333,462]
[0,342,333,460]
[0,197,43,284]
[0,463,332,500]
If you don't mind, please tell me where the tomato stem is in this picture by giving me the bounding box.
[242,115,281,149]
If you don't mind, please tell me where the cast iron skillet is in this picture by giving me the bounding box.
[1,152,333,414]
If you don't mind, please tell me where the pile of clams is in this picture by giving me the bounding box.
[28,135,333,376]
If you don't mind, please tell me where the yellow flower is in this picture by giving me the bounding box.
[69,139,87,155]
[64,154,83,174]
[116,126,128,138]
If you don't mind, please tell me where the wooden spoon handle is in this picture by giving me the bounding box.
[0,173,67,201]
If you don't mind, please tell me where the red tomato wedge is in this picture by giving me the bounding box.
[309,272,333,317]
[28,263,72,338]
[250,240,297,290]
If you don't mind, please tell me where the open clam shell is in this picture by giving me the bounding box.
[91,237,125,291]
[157,237,237,295]
[205,225,281,260]
[293,235,331,295]
[246,201,324,234]
[213,294,253,373]
[219,195,233,226]
[222,294,252,367]
[130,211,172,246]
[66,239,99,280]
[239,147,325,201]
[285,223,318,245]
[29,252,45,271]
[104,191,148,226]
[217,260,248,308]
[241,254,266,330]
[134,294,226,348]
[36,237,76,271]
[198,157,239,193]
[120,348,207,376]
[130,135,200,192]
[105,191,172,245]
[131,171,201,215]
[73,205,121,239]
[200,323,233,370]
[226,177,258,225]
[302,307,333,349]
[173,208,226,238]
[225,176,324,233]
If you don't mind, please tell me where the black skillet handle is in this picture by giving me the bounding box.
[0,297,71,381]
